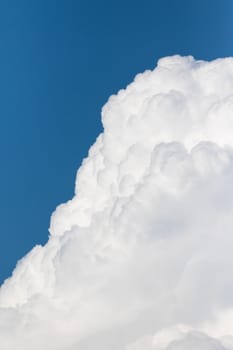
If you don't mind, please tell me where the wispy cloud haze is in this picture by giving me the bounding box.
[1,56,233,349]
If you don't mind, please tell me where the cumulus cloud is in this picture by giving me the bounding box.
[1,55,233,349]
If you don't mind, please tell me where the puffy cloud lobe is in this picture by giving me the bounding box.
[127,326,233,350]
[1,55,233,349]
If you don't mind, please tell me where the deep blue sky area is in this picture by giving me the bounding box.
[0,0,233,283]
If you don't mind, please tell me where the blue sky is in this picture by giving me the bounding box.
[1,0,233,283]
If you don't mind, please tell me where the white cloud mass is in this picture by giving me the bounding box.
[1,55,233,349]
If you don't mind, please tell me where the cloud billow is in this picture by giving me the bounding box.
[1,56,233,349]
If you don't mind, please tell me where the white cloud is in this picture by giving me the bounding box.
[126,326,232,350]
[1,55,233,349]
